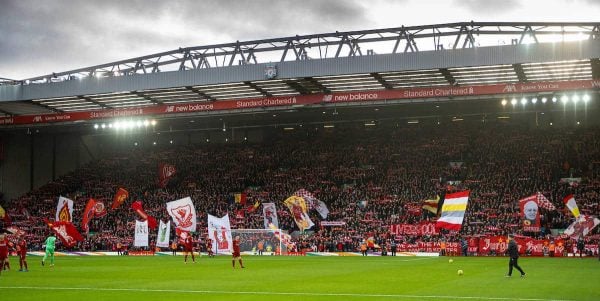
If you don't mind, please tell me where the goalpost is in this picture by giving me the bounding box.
[231,228,289,255]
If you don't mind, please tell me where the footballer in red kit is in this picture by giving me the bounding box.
[232,236,244,269]
[183,234,195,264]
[0,234,8,276]
[17,237,28,272]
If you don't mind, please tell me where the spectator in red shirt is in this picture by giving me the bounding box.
[232,236,244,269]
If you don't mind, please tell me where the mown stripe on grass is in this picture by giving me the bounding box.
[0,286,573,301]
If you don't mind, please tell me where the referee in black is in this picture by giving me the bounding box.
[506,234,526,278]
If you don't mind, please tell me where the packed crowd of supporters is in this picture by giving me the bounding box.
[2,121,599,254]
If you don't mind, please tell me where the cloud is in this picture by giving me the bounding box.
[451,0,522,16]
[0,0,369,79]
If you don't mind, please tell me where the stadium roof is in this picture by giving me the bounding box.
[0,22,598,129]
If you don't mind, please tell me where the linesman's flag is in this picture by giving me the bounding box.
[436,190,470,231]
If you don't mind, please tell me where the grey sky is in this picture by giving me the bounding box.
[0,0,598,80]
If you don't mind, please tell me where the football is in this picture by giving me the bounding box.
[457,269,464,276]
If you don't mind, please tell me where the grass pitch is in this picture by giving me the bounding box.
[1,255,599,301]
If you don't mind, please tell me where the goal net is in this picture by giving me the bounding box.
[231,228,289,255]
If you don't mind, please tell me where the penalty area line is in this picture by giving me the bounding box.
[0,286,574,301]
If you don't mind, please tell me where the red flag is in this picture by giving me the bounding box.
[519,195,540,232]
[131,200,157,229]
[158,163,176,188]
[47,220,84,248]
[111,188,129,210]
[94,201,107,218]
[81,198,97,233]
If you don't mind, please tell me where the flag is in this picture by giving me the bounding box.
[6,226,25,236]
[314,200,329,219]
[563,194,580,218]
[166,197,196,232]
[0,204,11,226]
[422,195,440,215]
[47,220,84,248]
[519,195,540,232]
[294,189,329,219]
[134,220,149,247]
[262,203,279,229]
[94,201,107,218]
[284,195,314,232]
[536,192,556,210]
[55,196,74,222]
[156,220,170,248]
[131,200,157,229]
[207,214,233,254]
[436,190,470,231]
[564,215,600,239]
[234,193,247,205]
[247,199,261,213]
[294,189,316,208]
[81,198,97,233]
[111,188,129,210]
[158,163,176,188]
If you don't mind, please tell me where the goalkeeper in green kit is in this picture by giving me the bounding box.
[42,233,56,267]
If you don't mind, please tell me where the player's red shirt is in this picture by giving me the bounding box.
[184,236,193,251]
[18,240,27,257]
[232,240,241,257]
[0,238,8,259]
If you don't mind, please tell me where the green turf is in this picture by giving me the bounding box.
[0,255,599,301]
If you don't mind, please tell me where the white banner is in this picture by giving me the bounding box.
[166,197,197,232]
[207,214,232,254]
[55,196,74,222]
[134,220,149,247]
[320,221,346,226]
[564,214,600,238]
[315,200,329,219]
[262,203,279,229]
[156,220,170,248]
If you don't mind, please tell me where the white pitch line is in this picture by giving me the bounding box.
[0,286,574,301]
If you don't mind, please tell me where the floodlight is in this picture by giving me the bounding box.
[583,94,590,103]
